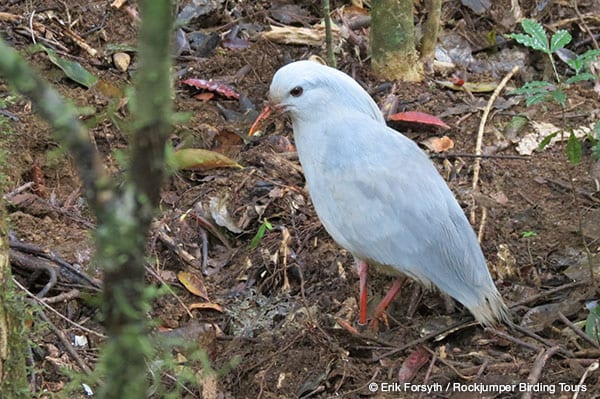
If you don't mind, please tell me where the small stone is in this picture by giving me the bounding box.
[113,52,131,72]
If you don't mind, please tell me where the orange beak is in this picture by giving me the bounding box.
[248,105,273,136]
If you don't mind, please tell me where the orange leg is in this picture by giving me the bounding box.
[356,260,368,325]
[368,278,407,330]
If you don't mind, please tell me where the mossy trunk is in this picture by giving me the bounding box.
[0,198,29,397]
[370,0,423,81]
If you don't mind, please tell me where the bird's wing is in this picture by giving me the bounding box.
[300,114,495,309]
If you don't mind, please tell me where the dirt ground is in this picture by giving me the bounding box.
[1,0,600,398]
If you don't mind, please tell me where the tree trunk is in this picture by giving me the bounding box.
[0,198,29,397]
[370,0,423,81]
[420,0,442,73]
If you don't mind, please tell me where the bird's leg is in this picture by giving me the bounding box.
[356,260,368,325]
[369,277,406,330]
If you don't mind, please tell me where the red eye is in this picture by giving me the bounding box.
[290,86,303,97]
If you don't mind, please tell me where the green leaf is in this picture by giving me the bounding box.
[567,49,600,74]
[548,88,566,106]
[521,231,537,238]
[566,73,595,84]
[567,131,582,165]
[538,131,559,150]
[585,305,600,343]
[249,219,274,250]
[510,18,549,53]
[525,93,550,107]
[509,80,554,96]
[566,57,583,74]
[41,46,98,88]
[549,30,571,53]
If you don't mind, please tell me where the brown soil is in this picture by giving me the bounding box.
[1,1,599,398]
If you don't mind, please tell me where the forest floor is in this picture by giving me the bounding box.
[1,0,599,398]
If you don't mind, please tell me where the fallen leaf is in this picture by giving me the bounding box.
[177,271,209,300]
[194,92,215,102]
[388,111,450,129]
[516,121,591,155]
[398,347,429,383]
[181,78,240,99]
[209,194,243,234]
[420,136,454,152]
[189,302,224,312]
[172,148,243,170]
[40,45,98,88]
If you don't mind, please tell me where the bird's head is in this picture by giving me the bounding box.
[248,60,383,135]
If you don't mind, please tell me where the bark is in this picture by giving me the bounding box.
[370,0,423,81]
[420,0,442,73]
[0,197,29,397]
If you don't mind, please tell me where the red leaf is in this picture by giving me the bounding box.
[181,78,240,99]
[387,111,450,129]
[397,347,430,383]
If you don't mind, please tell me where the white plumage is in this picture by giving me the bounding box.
[265,60,509,326]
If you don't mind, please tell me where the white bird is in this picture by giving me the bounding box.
[250,60,510,327]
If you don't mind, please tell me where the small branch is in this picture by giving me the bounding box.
[37,311,92,374]
[558,312,600,351]
[509,281,584,308]
[573,360,599,399]
[521,346,561,399]
[13,278,106,338]
[470,66,519,224]
[485,327,541,353]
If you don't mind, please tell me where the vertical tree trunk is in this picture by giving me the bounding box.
[0,198,29,397]
[420,0,442,73]
[370,0,422,81]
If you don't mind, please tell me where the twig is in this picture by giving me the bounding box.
[509,281,584,308]
[422,346,472,380]
[37,310,92,374]
[477,206,487,243]
[156,227,199,269]
[572,0,599,50]
[521,346,561,399]
[573,360,599,399]
[3,182,34,199]
[485,327,541,353]
[43,289,81,304]
[470,65,519,224]
[512,324,574,357]
[372,319,477,361]
[558,312,600,351]
[430,152,529,160]
[13,278,106,338]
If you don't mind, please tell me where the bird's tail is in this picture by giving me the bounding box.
[469,289,511,327]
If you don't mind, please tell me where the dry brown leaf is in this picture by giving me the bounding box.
[189,302,224,312]
[172,148,243,170]
[420,136,454,153]
[177,271,209,300]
